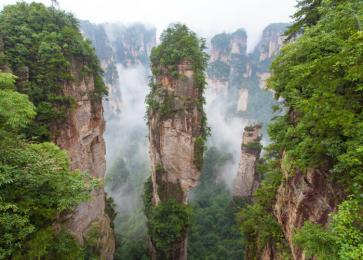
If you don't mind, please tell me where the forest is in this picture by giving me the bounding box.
[0,0,362,259]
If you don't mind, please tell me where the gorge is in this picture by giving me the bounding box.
[0,1,362,260]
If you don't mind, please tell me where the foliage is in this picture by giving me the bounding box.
[0,2,107,141]
[242,141,263,152]
[84,221,103,259]
[105,157,131,193]
[149,23,208,81]
[0,88,36,129]
[12,228,84,260]
[148,199,191,257]
[268,0,363,194]
[114,238,149,260]
[0,71,89,258]
[285,0,322,40]
[238,0,363,258]
[207,60,231,81]
[143,176,154,218]
[188,147,244,260]
[237,157,288,259]
[211,33,230,53]
[193,136,205,171]
[294,198,363,260]
[146,23,210,139]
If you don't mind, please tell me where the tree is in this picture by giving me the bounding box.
[0,71,90,258]
[284,0,322,40]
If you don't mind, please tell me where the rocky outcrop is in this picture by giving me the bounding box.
[149,61,202,203]
[148,60,204,259]
[274,161,343,259]
[254,23,287,62]
[207,24,288,136]
[208,29,247,93]
[53,63,115,259]
[233,125,262,198]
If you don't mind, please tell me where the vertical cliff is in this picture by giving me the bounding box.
[208,29,247,95]
[274,164,342,259]
[233,125,262,198]
[0,3,115,258]
[54,64,115,259]
[253,1,363,259]
[207,24,288,137]
[145,24,208,259]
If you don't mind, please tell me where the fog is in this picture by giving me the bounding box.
[104,64,150,214]
[204,88,248,189]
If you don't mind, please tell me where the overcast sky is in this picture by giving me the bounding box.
[1,0,296,50]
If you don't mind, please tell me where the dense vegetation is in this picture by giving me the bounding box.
[239,0,363,258]
[0,2,107,141]
[0,71,90,259]
[0,3,109,259]
[188,147,244,259]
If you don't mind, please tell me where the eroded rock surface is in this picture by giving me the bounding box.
[54,65,115,259]
[148,60,204,259]
[274,160,343,259]
[233,125,262,198]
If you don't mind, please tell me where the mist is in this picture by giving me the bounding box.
[204,88,248,189]
[104,64,150,215]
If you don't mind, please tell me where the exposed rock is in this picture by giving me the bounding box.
[53,63,115,259]
[233,125,262,198]
[237,88,249,112]
[257,72,271,89]
[207,24,288,136]
[261,243,275,260]
[274,160,343,259]
[148,60,203,259]
[255,23,287,62]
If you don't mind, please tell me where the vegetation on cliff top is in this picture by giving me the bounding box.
[0,2,107,141]
[146,24,210,180]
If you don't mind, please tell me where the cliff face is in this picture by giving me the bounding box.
[233,125,262,198]
[207,24,288,137]
[148,57,204,259]
[208,29,247,94]
[274,163,342,259]
[149,61,202,205]
[54,63,115,259]
[254,23,286,62]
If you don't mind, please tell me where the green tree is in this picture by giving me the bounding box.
[0,2,107,141]
[0,71,89,258]
[285,0,322,40]
[239,0,363,258]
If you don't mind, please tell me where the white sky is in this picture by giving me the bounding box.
[1,0,296,50]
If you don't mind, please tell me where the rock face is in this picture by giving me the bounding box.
[208,29,247,93]
[254,24,286,62]
[233,125,262,198]
[53,64,115,259]
[274,163,342,259]
[207,23,288,137]
[148,60,203,259]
